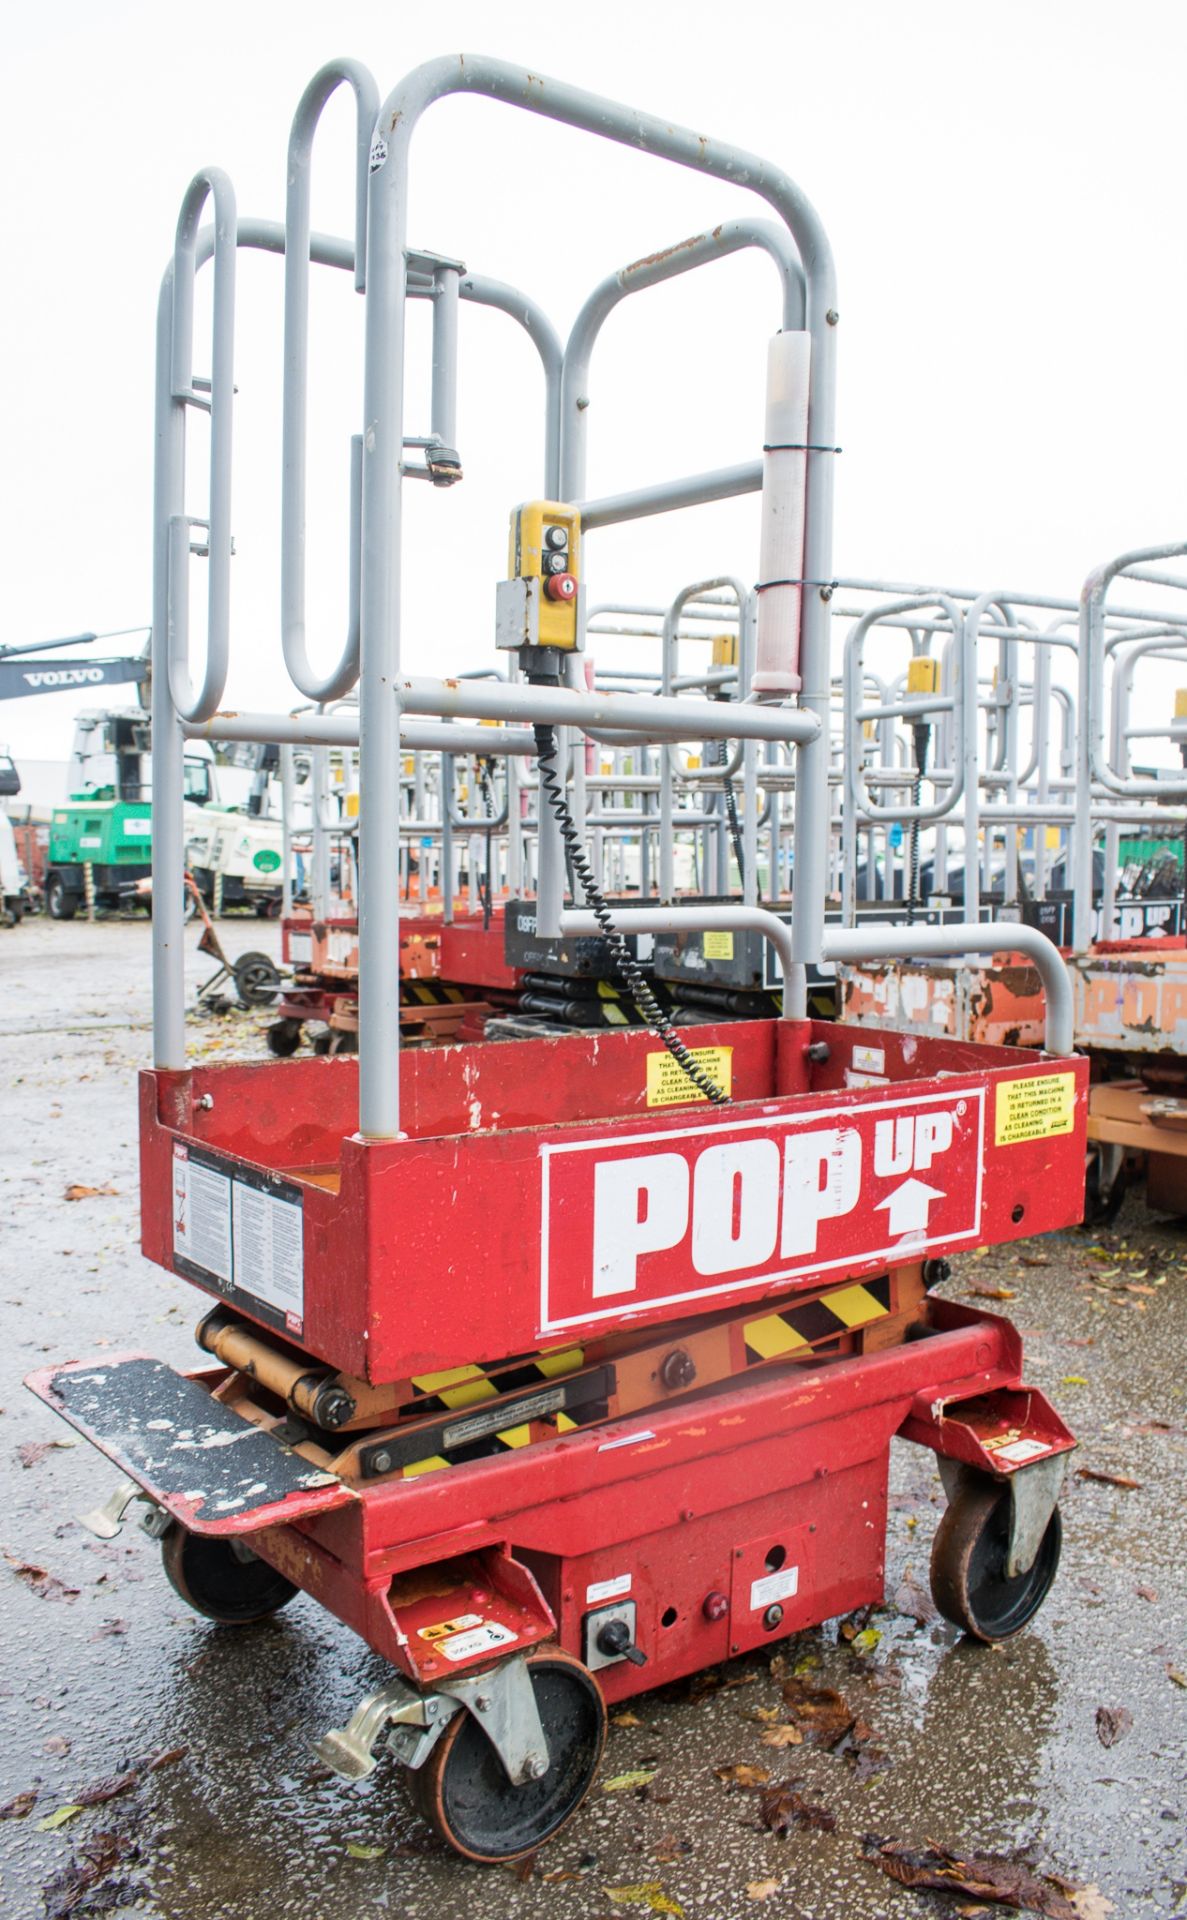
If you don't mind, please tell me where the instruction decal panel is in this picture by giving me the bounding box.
[172,1142,305,1335]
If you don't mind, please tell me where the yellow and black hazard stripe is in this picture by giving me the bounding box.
[362,1276,898,1482]
[742,1274,892,1363]
[360,1364,612,1480]
[403,981,467,1006]
[405,1344,585,1418]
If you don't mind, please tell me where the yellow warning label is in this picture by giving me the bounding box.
[994,1071,1075,1146]
[419,1612,482,1642]
[646,1046,733,1107]
[703,931,735,960]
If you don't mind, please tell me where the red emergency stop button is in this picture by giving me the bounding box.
[702,1591,729,1622]
[544,572,577,603]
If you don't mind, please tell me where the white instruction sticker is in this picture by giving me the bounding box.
[994,1437,1052,1466]
[172,1142,304,1332]
[173,1146,232,1283]
[586,1573,632,1605]
[749,1565,800,1612]
[232,1182,304,1322]
[436,1621,518,1663]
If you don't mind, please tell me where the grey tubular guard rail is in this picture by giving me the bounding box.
[358,54,838,1138]
[821,922,1074,1058]
[559,911,1075,1057]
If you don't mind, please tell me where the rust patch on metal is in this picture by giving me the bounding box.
[624,228,720,277]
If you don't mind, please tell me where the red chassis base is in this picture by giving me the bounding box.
[30,1297,1073,1705]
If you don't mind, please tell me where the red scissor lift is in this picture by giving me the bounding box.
[28,56,1085,1864]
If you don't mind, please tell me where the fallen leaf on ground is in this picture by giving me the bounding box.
[894,1575,939,1626]
[1021,1255,1051,1267]
[43,1831,135,1920]
[1076,1468,1141,1491]
[850,1627,882,1654]
[760,1724,804,1749]
[1095,1706,1133,1749]
[963,1286,1017,1301]
[715,1763,772,1788]
[148,1746,188,1770]
[43,1737,71,1757]
[603,1883,684,1917]
[36,1805,84,1831]
[862,1835,1080,1916]
[74,1772,139,1809]
[5,1558,80,1602]
[502,1850,537,1882]
[344,1841,387,1860]
[63,1184,118,1202]
[89,1619,129,1641]
[17,1441,73,1470]
[1066,1888,1114,1919]
[1061,1376,1090,1388]
[1134,1585,1158,1604]
[602,1769,657,1792]
[1167,1668,1187,1690]
[612,1711,643,1727]
[746,1880,781,1901]
[760,1781,837,1835]
[779,1677,853,1747]
[0,1790,37,1819]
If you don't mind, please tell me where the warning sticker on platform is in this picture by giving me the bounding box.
[172,1142,304,1334]
[420,1618,519,1662]
[646,1046,733,1108]
[994,1072,1075,1146]
[703,931,735,960]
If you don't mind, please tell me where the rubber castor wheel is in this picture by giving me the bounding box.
[161,1526,299,1624]
[233,950,282,1008]
[266,1017,303,1057]
[930,1477,1061,1642]
[1083,1142,1127,1227]
[411,1649,606,1863]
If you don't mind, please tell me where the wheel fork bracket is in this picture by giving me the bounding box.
[315,1678,457,1780]
[315,1654,551,1788]
[435,1654,552,1787]
[939,1453,1067,1578]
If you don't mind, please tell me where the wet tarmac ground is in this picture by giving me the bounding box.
[1,917,1185,1919]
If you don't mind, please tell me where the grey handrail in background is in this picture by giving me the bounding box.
[281,59,378,704]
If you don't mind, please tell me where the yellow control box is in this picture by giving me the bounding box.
[906,656,940,696]
[508,501,581,650]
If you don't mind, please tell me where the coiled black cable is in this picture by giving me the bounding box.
[477,755,496,931]
[534,722,730,1105]
[723,772,746,889]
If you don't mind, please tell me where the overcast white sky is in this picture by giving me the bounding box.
[3,0,1186,767]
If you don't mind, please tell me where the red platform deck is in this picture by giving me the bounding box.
[142,1019,1088,1384]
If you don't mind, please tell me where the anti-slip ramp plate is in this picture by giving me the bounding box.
[26,1353,353,1536]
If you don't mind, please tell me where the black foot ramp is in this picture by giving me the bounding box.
[26,1353,353,1536]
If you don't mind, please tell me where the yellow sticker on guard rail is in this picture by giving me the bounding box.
[994,1072,1075,1146]
[646,1046,733,1107]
